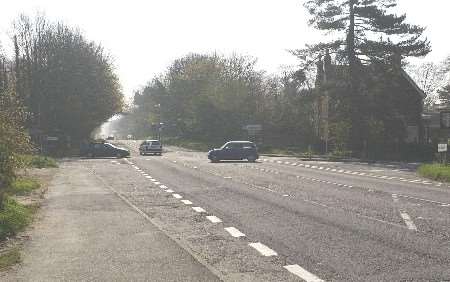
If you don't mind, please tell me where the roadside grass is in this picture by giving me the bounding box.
[0,248,21,270]
[19,154,58,168]
[418,164,450,182]
[0,197,32,241]
[7,178,41,196]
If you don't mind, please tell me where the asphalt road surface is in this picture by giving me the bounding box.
[113,141,450,281]
[9,140,449,281]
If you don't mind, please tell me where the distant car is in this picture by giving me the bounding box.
[208,141,258,162]
[139,140,162,155]
[81,141,130,158]
[106,136,114,140]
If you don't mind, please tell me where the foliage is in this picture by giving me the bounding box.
[418,164,450,182]
[0,248,21,270]
[0,69,31,206]
[19,155,58,168]
[0,197,31,240]
[294,0,431,153]
[13,14,124,142]
[406,61,447,107]
[110,53,316,149]
[7,178,40,196]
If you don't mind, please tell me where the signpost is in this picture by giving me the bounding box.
[438,143,448,164]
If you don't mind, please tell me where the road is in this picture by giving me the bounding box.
[111,141,450,281]
[8,141,449,281]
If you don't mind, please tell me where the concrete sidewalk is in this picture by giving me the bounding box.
[1,160,221,282]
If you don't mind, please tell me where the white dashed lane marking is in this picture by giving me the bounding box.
[181,200,193,205]
[206,216,222,223]
[224,227,246,238]
[166,189,174,193]
[400,211,418,231]
[192,206,206,213]
[172,194,182,199]
[283,265,325,282]
[159,185,168,189]
[248,242,277,256]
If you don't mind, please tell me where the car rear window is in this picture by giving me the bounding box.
[151,141,161,146]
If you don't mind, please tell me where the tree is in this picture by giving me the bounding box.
[296,0,431,153]
[12,14,124,144]
[406,61,447,108]
[0,46,31,207]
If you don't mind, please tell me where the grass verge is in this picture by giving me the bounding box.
[418,164,450,182]
[19,155,58,168]
[0,197,32,241]
[7,178,40,196]
[0,248,21,270]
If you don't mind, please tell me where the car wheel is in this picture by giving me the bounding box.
[210,156,220,163]
[247,155,257,162]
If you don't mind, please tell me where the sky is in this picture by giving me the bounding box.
[1,0,449,99]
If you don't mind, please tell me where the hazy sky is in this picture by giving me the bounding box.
[1,0,449,98]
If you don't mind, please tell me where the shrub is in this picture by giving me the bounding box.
[21,155,58,168]
[8,178,40,196]
[0,197,31,240]
[418,164,450,182]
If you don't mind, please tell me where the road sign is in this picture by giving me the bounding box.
[438,143,447,152]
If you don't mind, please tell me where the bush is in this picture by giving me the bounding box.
[0,197,31,240]
[8,178,40,196]
[19,155,58,168]
[418,164,450,182]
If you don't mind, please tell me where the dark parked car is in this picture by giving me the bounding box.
[139,140,162,155]
[81,141,130,158]
[208,141,258,162]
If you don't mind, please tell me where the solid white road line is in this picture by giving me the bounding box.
[224,227,246,238]
[192,206,206,213]
[206,216,222,223]
[283,265,324,282]
[248,242,277,256]
[181,200,193,205]
[400,212,418,231]
[173,194,182,199]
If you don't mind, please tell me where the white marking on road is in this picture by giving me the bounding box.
[392,194,399,203]
[305,165,310,168]
[338,169,344,173]
[331,169,337,172]
[192,206,206,213]
[224,176,232,179]
[193,166,198,169]
[291,163,297,166]
[206,216,222,223]
[248,242,277,256]
[160,185,168,189]
[181,200,192,205]
[173,194,182,199]
[166,189,174,193]
[285,162,290,164]
[224,227,245,237]
[311,166,318,169]
[318,167,324,170]
[400,212,418,231]
[145,176,152,179]
[283,264,324,282]
[154,182,161,185]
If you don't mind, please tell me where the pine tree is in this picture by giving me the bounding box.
[298,0,431,154]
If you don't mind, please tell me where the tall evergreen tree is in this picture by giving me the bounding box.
[297,0,431,153]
